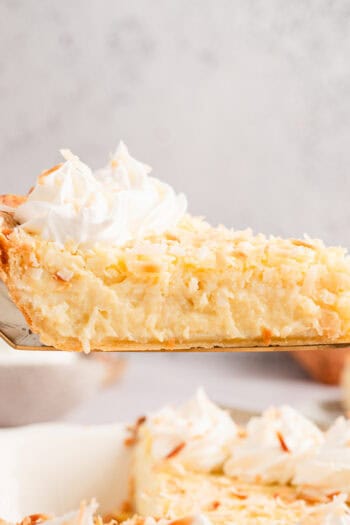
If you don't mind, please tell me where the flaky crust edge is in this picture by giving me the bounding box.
[0,207,45,345]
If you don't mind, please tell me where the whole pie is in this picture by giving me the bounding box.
[5,392,350,525]
[1,144,350,352]
[131,390,350,525]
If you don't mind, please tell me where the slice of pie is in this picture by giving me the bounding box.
[131,390,350,525]
[1,143,350,351]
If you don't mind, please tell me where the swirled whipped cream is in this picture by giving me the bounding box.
[294,416,350,494]
[11,143,187,248]
[145,388,237,472]
[224,406,324,484]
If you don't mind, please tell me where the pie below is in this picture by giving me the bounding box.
[5,391,350,525]
[1,144,350,351]
[131,390,350,525]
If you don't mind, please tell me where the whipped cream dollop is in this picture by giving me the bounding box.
[146,388,237,472]
[294,416,350,494]
[224,405,324,484]
[10,143,187,248]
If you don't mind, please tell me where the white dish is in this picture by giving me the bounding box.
[0,422,130,521]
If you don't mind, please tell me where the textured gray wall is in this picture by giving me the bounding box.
[1,1,350,245]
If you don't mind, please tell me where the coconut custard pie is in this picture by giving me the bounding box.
[9,392,350,525]
[131,390,350,525]
[2,144,350,351]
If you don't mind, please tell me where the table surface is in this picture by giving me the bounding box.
[64,352,342,426]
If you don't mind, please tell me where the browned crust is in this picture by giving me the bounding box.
[0,193,26,208]
[0,196,27,283]
[0,213,16,282]
[0,212,40,340]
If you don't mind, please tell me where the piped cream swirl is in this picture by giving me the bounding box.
[294,416,350,494]
[10,143,187,248]
[146,388,237,472]
[224,405,324,484]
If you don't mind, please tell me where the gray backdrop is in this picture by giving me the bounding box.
[1,1,350,245]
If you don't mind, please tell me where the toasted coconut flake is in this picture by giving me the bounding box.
[103,509,133,523]
[0,194,26,208]
[230,489,248,500]
[125,416,147,446]
[38,164,64,183]
[0,211,17,236]
[291,239,316,250]
[261,327,272,345]
[327,491,342,499]
[52,272,71,284]
[276,431,290,453]
[20,514,53,525]
[135,415,147,428]
[165,441,186,459]
[170,518,196,525]
[297,486,331,504]
[55,269,74,282]
[236,427,248,439]
[165,233,179,242]
[141,263,160,273]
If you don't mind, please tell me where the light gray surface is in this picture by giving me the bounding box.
[64,352,341,425]
[1,1,350,245]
